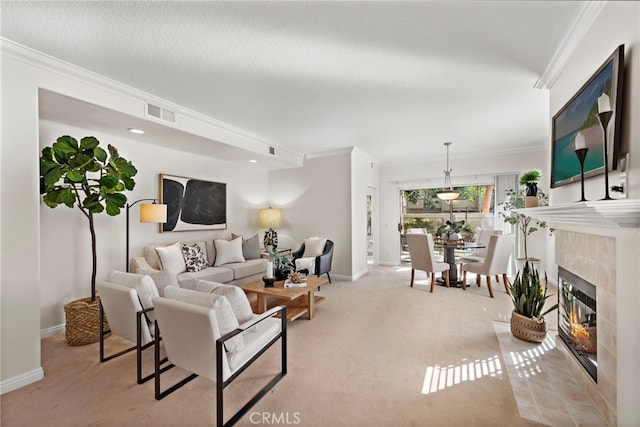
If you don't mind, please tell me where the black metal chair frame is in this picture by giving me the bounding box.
[154,305,287,427]
[99,304,168,384]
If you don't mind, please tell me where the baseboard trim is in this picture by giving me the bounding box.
[328,273,352,282]
[41,324,65,338]
[329,270,369,283]
[378,261,400,267]
[0,367,44,395]
[351,269,368,282]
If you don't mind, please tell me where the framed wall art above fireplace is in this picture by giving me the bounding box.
[159,173,227,232]
[550,44,625,188]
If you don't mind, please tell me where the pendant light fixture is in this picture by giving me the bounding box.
[436,142,460,201]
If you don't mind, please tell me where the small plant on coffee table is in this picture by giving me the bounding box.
[274,253,294,280]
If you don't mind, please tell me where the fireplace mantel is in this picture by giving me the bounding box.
[515,199,640,228]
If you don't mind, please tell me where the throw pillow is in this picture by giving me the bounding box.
[108,270,159,322]
[232,233,261,260]
[155,242,187,275]
[164,286,244,353]
[295,257,315,273]
[137,269,179,297]
[193,278,224,293]
[214,237,245,266]
[210,284,254,324]
[303,237,327,258]
[181,243,208,272]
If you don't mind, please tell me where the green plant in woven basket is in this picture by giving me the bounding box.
[40,135,137,302]
[508,261,558,320]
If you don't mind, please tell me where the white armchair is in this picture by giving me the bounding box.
[152,287,287,427]
[97,273,166,384]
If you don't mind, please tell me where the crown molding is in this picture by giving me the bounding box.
[1,38,303,164]
[304,146,355,160]
[534,1,607,90]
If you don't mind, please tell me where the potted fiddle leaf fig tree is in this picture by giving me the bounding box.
[40,135,137,345]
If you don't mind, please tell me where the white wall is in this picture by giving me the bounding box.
[268,153,352,277]
[1,53,43,390]
[547,2,640,424]
[550,6,639,205]
[378,149,550,267]
[0,45,271,392]
[38,120,268,330]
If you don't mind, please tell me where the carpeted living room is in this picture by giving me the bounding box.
[1,266,606,427]
[2,2,640,427]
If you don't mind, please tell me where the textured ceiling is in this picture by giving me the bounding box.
[1,1,583,165]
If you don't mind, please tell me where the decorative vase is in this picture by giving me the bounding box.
[265,244,274,255]
[448,232,462,241]
[525,182,538,197]
[64,296,109,346]
[510,310,547,343]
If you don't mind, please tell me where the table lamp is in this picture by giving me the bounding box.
[258,207,283,251]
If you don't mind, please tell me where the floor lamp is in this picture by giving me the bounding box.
[126,199,167,272]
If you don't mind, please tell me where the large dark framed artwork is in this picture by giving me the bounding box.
[551,44,624,188]
[159,174,227,232]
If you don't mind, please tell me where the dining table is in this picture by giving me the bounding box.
[434,242,486,287]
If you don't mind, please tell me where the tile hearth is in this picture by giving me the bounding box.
[494,321,606,427]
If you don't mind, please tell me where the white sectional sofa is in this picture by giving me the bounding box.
[130,231,265,288]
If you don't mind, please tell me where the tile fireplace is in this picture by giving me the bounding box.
[518,199,640,425]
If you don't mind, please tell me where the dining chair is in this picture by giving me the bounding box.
[461,234,514,298]
[406,228,428,234]
[458,229,503,276]
[406,233,450,291]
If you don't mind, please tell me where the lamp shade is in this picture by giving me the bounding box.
[140,203,167,223]
[437,190,460,201]
[258,207,282,228]
[436,142,459,201]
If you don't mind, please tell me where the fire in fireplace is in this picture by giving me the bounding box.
[558,266,597,382]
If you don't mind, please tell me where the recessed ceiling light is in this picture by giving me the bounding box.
[128,128,145,134]
[249,159,257,163]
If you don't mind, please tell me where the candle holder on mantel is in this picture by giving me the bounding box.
[574,147,589,202]
[597,92,614,201]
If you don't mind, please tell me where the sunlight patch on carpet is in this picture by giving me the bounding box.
[421,355,503,394]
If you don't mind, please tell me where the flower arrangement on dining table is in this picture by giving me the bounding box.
[434,220,473,246]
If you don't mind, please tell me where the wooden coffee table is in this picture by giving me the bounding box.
[238,276,329,321]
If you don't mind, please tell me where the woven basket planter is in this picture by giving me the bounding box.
[64,296,108,346]
[510,311,547,343]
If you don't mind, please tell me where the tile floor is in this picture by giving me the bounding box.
[494,321,607,427]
